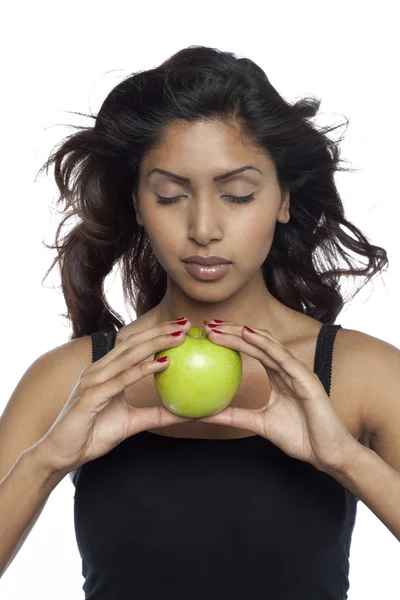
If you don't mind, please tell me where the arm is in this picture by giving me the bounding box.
[0,443,67,578]
[323,331,400,542]
[328,441,400,542]
[0,336,92,578]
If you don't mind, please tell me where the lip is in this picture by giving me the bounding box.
[183,262,232,281]
[182,255,232,266]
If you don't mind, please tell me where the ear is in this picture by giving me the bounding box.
[132,193,144,227]
[277,189,290,224]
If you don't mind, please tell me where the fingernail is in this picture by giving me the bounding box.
[170,331,183,337]
[175,319,187,325]
[212,319,223,323]
[243,325,255,333]
[207,323,218,328]
[156,356,168,363]
[175,317,186,322]
[210,329,224,334]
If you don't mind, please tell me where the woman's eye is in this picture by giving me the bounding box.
[155,195,181,204]
[223,193,255,203]
[155,192,255,204]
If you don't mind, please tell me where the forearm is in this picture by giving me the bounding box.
[328,443,400,542]
[0,444,67,578]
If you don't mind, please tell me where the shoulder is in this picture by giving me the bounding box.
[322,323,397,370]
[334,325,399,385]
[0,334,95,482]
[31,334,96,406]
[44,334,94,373]
[334,326,400,445]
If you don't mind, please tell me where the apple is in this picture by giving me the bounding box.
[153,326,243,418]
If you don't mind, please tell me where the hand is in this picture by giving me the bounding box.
[199,320,358,473]
[38,319,195,474]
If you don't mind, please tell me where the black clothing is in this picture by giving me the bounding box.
[73,323,358,599]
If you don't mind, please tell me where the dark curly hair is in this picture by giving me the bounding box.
[38,45,389,340]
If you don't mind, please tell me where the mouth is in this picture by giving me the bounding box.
[183,261,233,281]
[182,255,232,266]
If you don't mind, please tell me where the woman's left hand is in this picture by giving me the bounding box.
[198,320,358,474]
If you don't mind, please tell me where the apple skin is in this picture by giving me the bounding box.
[153,327,242,418]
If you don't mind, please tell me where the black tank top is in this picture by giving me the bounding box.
[73,323,358,599]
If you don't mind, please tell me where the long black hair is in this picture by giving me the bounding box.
[38,45,388,340]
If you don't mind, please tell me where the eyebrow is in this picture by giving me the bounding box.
[147,165,263,183]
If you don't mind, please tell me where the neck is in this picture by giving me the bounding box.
[154,270,297,343]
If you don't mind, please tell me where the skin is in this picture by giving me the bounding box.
[132,118,307,343]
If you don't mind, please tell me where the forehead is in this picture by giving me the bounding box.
[139,120,275,185]
[140,119,271,176]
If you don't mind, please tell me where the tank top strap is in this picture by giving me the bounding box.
[91,330,118,363]
[313,323,342,397]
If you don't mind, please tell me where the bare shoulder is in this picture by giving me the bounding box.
[289,322,394,449]
[332,326,400,441]
[0,334,93,483]
[338,326,400,473]
[35,334,94,390]
[334,326,399,384]
[47,334,93,370]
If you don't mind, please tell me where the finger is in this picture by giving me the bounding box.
[241,327,322,400]
[198,405,263,434]
[204,322,306,397]
[205,322,284,349]
[206,325,298,396]
[85,321,191,375]
[214,325,307,396]
[206,325,282,371]
[129,405,196,435]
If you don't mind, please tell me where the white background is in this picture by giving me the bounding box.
[1,0,399,598]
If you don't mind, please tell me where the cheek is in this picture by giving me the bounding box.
[234,214,276,257]
[140,209,167,241]
[142,215,180,261]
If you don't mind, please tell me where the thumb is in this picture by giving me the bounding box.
[198,406,259,433]
[127,404,196,435]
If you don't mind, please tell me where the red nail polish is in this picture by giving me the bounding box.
[156,356,168,363]
[176,319,187,325]
[244,325,255,333]
[170,331,183,337]
[211,329,224,334]
[212,319,223,323]
[207,323,218,328]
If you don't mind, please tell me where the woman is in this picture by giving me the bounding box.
[1,45,399,598]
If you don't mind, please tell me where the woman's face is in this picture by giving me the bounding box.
[134,119,290,305]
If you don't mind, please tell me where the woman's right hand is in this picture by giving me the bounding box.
[38,319,194,473]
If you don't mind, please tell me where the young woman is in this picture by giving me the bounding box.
[1,45,399,598]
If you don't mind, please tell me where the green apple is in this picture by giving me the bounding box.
[153,327,242,418]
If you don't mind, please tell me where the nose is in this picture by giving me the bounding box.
[186,194,224,245]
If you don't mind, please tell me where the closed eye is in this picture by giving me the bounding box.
[155,192,255,205]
